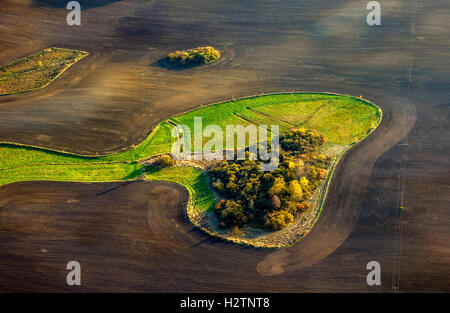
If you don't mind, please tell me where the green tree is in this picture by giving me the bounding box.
[216,200,246,227]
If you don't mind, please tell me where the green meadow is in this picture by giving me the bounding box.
[0,93,382,216]
[171,93,380,146]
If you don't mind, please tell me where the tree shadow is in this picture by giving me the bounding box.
[32,0,123,10]
[151,58,206,72]
[95,181,134,197]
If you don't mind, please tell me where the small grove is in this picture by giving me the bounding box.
[208,129,331,231]
[167,46,221,65]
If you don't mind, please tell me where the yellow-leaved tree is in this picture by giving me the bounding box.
[288,180,303,202]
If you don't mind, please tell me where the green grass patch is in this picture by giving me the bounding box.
[169,93,381,147]
[145,166,216,213]
[0,47,89,95]
[0,162,142,188]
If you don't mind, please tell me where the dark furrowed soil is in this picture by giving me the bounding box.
[0,180,398,292]
[0,0,448,292]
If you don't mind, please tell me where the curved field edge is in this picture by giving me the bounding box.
[0,47,89,96]
[0,92,382,163]
[0,93,382,248]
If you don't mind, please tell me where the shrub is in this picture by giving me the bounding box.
[156,155,176,167]
[288,180,303,201]
[212,179,224,191]
[280,128,323,154]
[269,177,286,196]
[265,210,294,230]
[271,195,281,209]
[296,203,310,212]
[215,200,246,227]
[297,203,306,212]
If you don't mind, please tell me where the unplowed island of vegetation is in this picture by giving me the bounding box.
[0,93,381,247]
[166,46,221,66]
[0,47,88,95]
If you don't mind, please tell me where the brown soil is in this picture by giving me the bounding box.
[0,0,448,292]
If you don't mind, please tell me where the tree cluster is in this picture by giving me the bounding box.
[208,129,331,230]
[167,46,221,65]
